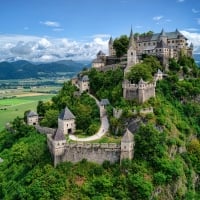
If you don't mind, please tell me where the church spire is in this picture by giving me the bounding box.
[129,27,136,49]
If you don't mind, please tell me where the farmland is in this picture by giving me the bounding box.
[0,93,55,131]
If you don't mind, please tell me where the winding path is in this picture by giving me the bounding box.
[68,93,109,142]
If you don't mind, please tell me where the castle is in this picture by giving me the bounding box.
[27,28,193,167]
[92,28,192,103]
[93,28,193,71]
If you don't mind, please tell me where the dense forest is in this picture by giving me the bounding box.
[1,53,200,199]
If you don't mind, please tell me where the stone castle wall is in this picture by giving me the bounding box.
[62,143,121,165]
[35,125,55,135]
[122,81,156,103]
[50,141,121,166]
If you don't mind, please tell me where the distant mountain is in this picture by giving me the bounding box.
[0,60,91,80]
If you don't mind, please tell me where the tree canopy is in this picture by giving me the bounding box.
[113,35,129,57]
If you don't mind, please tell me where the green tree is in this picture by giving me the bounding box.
[113,35,129,57]
[40,109,59,128]
[126,63,153,83]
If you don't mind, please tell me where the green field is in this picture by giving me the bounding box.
[0,94,54,131]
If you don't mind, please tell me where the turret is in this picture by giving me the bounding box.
[120,129,134,163]
[27,111,38,125]
[58,107,76,135]
[52,128,66,167]
[108,36,116,56]
[126,28,137,70]
[159,28,167,44]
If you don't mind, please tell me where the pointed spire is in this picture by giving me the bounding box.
[160,28,166,37]
[109,36,113,44]
[129,26,136,48]
[190,42,194,49]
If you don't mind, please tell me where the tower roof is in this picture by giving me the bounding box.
[81,75,89,81]
[100,99,110,106]
[97,50,106,56]
[138,78,147,84]
[121,129,133,142]
[53,128,65,141]
[129,27,136,49]
[27,111,38,117]
[59,107,75,120]
[109,36,113,44]
[160,28,166,37]
[190,43,194,48]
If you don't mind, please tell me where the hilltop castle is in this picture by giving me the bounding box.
[93,28,193,71]
[92,28,192,103]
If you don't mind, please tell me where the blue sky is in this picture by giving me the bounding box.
[0,0,200,61]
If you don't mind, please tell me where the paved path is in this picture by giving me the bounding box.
[68,93,109,142]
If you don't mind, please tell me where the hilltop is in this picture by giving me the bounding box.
[1,29,200,199]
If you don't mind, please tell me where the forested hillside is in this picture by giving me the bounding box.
[1,55,200,199]
[0,60,85,79]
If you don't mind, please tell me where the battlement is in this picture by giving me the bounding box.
[65,142,121,149]
[123,79,156,103]
[122,80,156,90]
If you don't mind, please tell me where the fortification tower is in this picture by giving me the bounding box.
[27,111,38,125]
[120,129,134,162]
[78,75,89,93]
[126,28,137,71]
[108,37,116,56]
[58,107,76,135]
[48,128,66,167]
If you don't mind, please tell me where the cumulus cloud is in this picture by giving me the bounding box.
[0,34,109,62]
[181,30,200,53]
[153,16,163,21]
[40,21,60,27]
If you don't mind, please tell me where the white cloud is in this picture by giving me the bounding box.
[192,8,199,14]
[40,21,60,27]
[181,30,200,53]
[0,34,109,62]
[153,16,163,21]
[135,25,143,29]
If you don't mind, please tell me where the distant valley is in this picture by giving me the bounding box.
[0,60,91,80]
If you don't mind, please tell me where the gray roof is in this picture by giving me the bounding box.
[100,99,110,106]
[53,129,65,141]
[138,78,147,84]
[27,111,38,117]
[97,50,106,56]
[157,69,163,74]
[121,129,133,142]
[109,37,113,44]
[81,75,89,81]
[59,107,75,120]
[138,29,187,42]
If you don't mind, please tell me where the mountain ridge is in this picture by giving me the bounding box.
[0,59,91,79]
